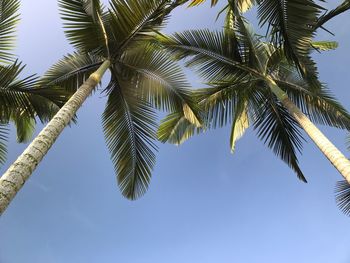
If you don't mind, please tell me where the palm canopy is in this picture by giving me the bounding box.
[40,0,201,200]
[157,8,350,182]
[0,0,69,166]
[188,0,350,88]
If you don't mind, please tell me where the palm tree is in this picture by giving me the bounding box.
[0,0,201,215]
[0,1,67,166]
[157,2,350,185]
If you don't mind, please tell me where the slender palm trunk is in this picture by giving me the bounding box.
[0,60,110,215]
[267,77,350,183]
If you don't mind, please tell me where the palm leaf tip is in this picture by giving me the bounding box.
[335,180,350,216]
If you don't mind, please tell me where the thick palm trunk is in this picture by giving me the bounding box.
[0,60,110,215]
[267,78,350,183]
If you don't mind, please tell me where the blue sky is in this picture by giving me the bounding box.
[1,1,350,262]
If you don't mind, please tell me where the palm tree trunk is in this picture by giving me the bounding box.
[267,77,350,183]
[0,60,110,215]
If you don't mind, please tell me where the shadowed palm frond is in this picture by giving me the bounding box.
[257,0,323,89]
[158,30,261,81]
[335,180,350,216]
[119,45,201,126]
[41,52,103,92]
[102,78,158,200]
[316,0,350,30]
[251,89,306,182]
[0,61,68,126]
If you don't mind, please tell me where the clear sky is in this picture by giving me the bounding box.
[1,1,350,262]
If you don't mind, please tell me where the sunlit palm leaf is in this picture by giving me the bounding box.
[230,100,249,153]
[311,41,338,51]
[0,0,20,63]
[158,111,201,145]
[59,0,106,53]
[106,0,168,55]
[102,79,157,200]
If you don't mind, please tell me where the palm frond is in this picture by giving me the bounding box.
[158,111,202,145]
[251,89,306,182]
[257,0,323,88]
[0,0,20,63]
[106,0,168,55]
[196,75,254,128]
[119,45,201,126]
[335,180,350,216]
[41,52,103,92]
[230,99,249,153]
[316,0,350,30]
[102,78,158,200]
[158,30,262,80]
[12,115,35,143]
[59,0,106,53]
[0,61,66,126]
[311,41,338,51]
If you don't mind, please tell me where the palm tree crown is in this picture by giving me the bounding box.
[40,0,201,200]
[158,5,350,182]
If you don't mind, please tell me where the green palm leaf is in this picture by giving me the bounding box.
[158,111,201,145]
[316,0,350,29]
[119,45,201,126]
[158,30,261,81]
[102,79,157,200]
[0,61,64,125]
[257,0,323,88]
[59,0,106,54]
[106,0,169,55]
[41,52,103,92]
[252,89,306,182]
[0,0,20,63]
[311,41,338,51]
